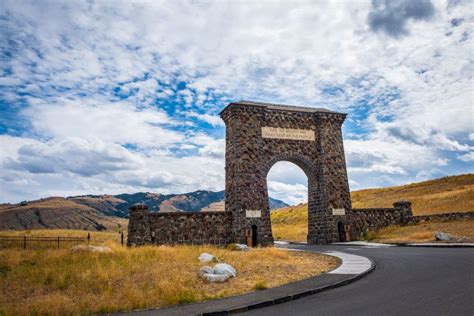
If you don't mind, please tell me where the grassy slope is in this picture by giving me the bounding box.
[350,174,473,214]
[271,174,474,242]
[0,197,127,231]
[0,229,338,315]
[367,219,474,243]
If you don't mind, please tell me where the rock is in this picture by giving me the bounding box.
[235,243,250,251]
[199,266,214,277]
[198,252,216,262]
[201,273,229,283]
[213,263,237,278]
[435,231,453,241]
[456,236,471,243]
[71,245,113,253]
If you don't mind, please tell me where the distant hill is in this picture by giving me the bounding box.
[0,197,127,231]
[271,174,474,241]
[0,190,288,231]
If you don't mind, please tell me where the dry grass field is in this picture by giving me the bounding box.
[350,174,473,215]
[0,197,127,231]
[271,174,474,242]
[0,229,338,315]
[366,219,474,243]
[271,203,308,242]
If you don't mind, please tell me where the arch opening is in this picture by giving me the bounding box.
[266,160,310,243]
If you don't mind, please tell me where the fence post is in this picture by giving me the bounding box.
[23,236,26,250]
[121,231,124,246]
[87,233,90,244]
[57,236,60,249]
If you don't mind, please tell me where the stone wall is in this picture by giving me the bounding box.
[351,201,413,237]
[127,204,233,246]
[413,211,474,223]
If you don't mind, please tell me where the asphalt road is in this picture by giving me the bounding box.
[244,244,474,316]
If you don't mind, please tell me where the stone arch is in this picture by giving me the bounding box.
[263,153,324,244]
[220,101,353,245]
[262,152,317,178]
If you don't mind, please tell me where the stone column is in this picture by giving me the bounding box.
[393,201,413,225]
[127,204,149,246]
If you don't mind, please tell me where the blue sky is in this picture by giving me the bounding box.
[0,0,473,204]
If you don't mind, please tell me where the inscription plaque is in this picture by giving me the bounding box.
[245,210,262,218]
[262,127,315,141]
[332,208,346,216]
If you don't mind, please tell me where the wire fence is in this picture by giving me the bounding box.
[0,235,90,249]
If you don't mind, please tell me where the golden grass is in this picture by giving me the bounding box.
[351,174,474,215]
[0,197,92,212]
[270,174,474,242]
[271,204,307,242]
[0,229,338,315]
[366,219,474,243]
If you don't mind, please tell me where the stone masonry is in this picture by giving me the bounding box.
[127,204,232,246]
[127,101,440,247]
[351,201,413,238]
[220,101,353,245]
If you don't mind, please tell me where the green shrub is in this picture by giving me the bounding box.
[365,231,377,241]
[226,243,237,251]
[253,281,268,291]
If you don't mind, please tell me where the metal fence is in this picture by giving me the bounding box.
[0,235,90,249]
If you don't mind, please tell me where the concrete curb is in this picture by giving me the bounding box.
[287,241,474,248]
[204,261,376,316]
[115,251,375,316]
[399,243,474,248]
[202,253,376,315]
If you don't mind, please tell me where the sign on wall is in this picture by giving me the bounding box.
[245,210,262,218]
[261,127,315,141]
[332,208,346,216]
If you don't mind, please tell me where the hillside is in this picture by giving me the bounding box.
[351,174,473,214]
[0,197,127,231]
[0,190,288,231]
[271,174,474,241]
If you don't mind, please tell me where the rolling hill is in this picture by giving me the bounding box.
[0,197,128,231]
[0,190,288,231]
[271,174,474,241]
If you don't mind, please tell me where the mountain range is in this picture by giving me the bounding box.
[0,190,288,230]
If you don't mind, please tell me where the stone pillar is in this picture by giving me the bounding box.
[393,201,412,225]
[127,204,149,246]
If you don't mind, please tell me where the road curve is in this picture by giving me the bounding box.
[244,244,474,316]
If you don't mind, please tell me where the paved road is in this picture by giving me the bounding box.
[244,244,474,316]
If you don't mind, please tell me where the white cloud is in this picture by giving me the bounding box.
[268,181,307,205]
[185,111,224,126]
[267,161,308,204]
[345,139,438,175]
[457,152,474,162]
[5,137,140,176]
[22,98,183,148]
[0,135,225,203]
[0,0,472,202]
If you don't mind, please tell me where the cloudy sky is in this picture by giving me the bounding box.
[0,0,472,204]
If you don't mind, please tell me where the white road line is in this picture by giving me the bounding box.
[324,251,373,275]
[332,241,395,247]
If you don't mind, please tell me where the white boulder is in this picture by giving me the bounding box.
[213,263,237,278]
[199,266,214,277]
[201,273,229,283]
[435,231,453,241]
[235,244,250,251]
[198,252,216,262]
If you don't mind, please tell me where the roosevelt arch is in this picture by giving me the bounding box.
[220,101,353,246]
